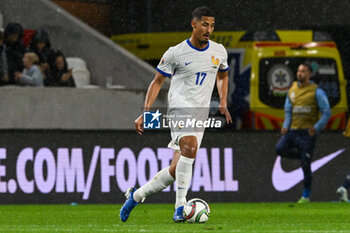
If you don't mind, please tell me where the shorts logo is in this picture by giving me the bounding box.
[143,110,162,129]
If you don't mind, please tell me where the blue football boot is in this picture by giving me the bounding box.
[120,188,138,222]
[173,206,184,223]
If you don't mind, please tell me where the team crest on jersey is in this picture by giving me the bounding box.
[290,92,296,102]
[211,56,220,68]
[159,58,165,65]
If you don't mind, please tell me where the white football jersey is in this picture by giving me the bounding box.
[157,39,229,109]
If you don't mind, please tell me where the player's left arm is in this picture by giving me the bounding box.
[312,88,332,134]
[216,70,232,124]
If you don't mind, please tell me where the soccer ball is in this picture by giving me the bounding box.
[183,198,210,223]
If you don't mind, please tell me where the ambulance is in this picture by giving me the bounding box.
[230,30,347,130]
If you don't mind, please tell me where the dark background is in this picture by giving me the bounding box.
[109,0,350,84]
[110,0,350,33]
[54,0,350,103]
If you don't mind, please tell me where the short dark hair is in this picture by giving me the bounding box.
[300,62,313,73]
[192,6,214,20]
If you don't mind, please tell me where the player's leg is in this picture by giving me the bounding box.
[297,131,316,203]
[336,172,350,202]
[120,152,178,222]
[119,187,139,222]
[173,135,197,222]
[133,151,178,202]
[276,131,299,159]
[169,150,181,178]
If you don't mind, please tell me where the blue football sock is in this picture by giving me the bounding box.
[302,188,311,198]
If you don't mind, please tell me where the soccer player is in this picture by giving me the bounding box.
[336,117,350,202]
[275,62,331,203]
[120,6,232,222]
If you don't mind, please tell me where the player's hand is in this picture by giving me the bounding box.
[218,104,232,124]
[134,114,144,135]
[281,128,288,135]
[308,126,316,136]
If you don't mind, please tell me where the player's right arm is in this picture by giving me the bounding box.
[134,72,167,135]
[281,95,292,134]
[135,47,175,134]
[312,88,331,135]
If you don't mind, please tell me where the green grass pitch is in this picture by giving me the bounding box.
[0,203,349,232]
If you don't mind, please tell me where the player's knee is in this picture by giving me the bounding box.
[169,165,176,178]
[275,143,284,156]
[179,136,198,158]
[169,160,178,178]
[168,150,181,178]
[275,145,281,155]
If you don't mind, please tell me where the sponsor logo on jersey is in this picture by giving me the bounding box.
[292,106,312,113]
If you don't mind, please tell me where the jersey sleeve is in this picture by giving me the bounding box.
[314,88,331,131]
[219,45,229,72]
[283,95,292,129]
[156,48,176,77]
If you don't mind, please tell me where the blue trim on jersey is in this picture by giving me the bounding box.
[156,67,171,77]
[314,88,331,131]
[186,39,209,52]
[219,67,229,72]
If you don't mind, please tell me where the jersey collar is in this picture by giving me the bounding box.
[186,39,209,52]
[297,80,314,87]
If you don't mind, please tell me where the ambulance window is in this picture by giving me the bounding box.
[259,58,340,108]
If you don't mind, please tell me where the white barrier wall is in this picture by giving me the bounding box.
[0,87,167,129]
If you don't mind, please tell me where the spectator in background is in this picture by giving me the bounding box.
[0,31,9,84]
[4,22,25,84]
[14,52,44,86]
[45,49,75,87]
[28,28,52,69]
